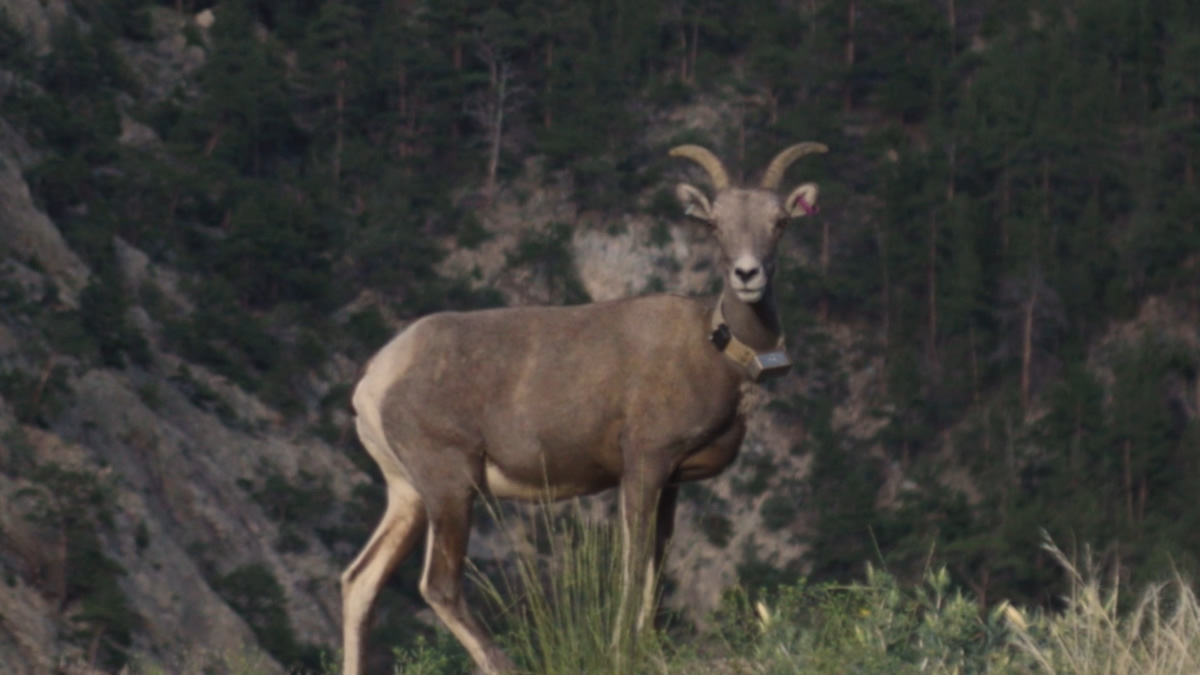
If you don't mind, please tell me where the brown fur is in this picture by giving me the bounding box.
[341,144,825,675]
[378,297,745,497]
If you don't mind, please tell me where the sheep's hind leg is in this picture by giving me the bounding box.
[419,490,516,675]
[341,478,426,675]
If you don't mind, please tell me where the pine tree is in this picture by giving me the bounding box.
[298,0,368,186]
[196,0,298,177]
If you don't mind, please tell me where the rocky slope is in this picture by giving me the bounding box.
[0,121,832,675]
[0,4,853,671]
[1,124,363,674]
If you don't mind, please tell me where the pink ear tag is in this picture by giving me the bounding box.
[792,194,818,216]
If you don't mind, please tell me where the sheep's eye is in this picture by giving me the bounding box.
[774,217,789,230]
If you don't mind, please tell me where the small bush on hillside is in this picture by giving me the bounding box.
[240,465,335,554]
[392,633,474,675]
[764,566,1019,673]
[700,512,734,549]
[0,360,71,428]
[505,223,590,306]
[79,275,152,368]
[15,462,141,670]
[759,493,800,532]
[729,451,774,497]
[213,563,324,672]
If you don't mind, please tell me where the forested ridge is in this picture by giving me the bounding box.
[1,0,1199,671]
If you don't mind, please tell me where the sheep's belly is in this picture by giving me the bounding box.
[483,461,603,502]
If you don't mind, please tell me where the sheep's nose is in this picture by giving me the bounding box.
[734,266,760,283]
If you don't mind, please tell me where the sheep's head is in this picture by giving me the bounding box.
[671,143,826,304]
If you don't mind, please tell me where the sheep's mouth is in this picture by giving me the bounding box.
[733,287,764,303]
[730,272,767,303]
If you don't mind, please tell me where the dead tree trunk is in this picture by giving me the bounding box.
[688,10,700,85]
[1000,145,1011,256]
[844,0,856,112]
[485,64,507,203]
[333,51,347,183]
[1020,282,1038,412]
[544,42,554,130]
[873,217,890,350]
[473,42,521,207]
[1187,101,1195,187]
[819,217,831,322]
[1123,439,1134,524]
[927,210,938,364]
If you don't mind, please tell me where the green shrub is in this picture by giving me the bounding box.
[436,279,506,312]
[77,0,155,41]
[134,521,150,552]
[643,187,682,227]
[736,540,800,598]
[213,563,324,672]
[166,365,241,427]
[79,275,152,368]
[241,465,335,554]
[0,426,36,476]
[162,278,294,401]
[759,493,800,532]
[700,513,734,549]
[25,153,93,218]
[345,307,391,354]
[68,532,141,670]
[217,190,337,310]
[16,462,141,670]
[729,451,774,497]
[0,8,35,73]
[0,360,71,428]
[393,633,474,675]
[455,211,492,250]
[734,566,1020,674]
[505,223,591,306]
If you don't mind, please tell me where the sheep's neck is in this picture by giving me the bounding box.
[719,285,783,352]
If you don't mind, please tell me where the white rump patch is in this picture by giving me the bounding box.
[352,323,425,481]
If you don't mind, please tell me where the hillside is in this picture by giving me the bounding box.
[1,0,1198,672]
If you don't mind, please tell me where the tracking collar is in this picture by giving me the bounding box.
[709,302,793,382]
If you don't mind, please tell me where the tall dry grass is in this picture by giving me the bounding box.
[1005,538,1200,674]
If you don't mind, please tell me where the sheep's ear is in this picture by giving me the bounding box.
[676,183,714,223]
[785,183,820,218]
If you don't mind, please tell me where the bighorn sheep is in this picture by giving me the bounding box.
[341,143,826,675]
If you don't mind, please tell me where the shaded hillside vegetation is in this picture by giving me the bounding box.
[1,0,1199,671]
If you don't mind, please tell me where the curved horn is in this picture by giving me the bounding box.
[669,145,730,190]
[760,142,829,190]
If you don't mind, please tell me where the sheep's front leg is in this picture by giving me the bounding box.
[636,483,677,634]
[614,470,669,652]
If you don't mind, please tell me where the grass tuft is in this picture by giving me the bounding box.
[471,500,670,675]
